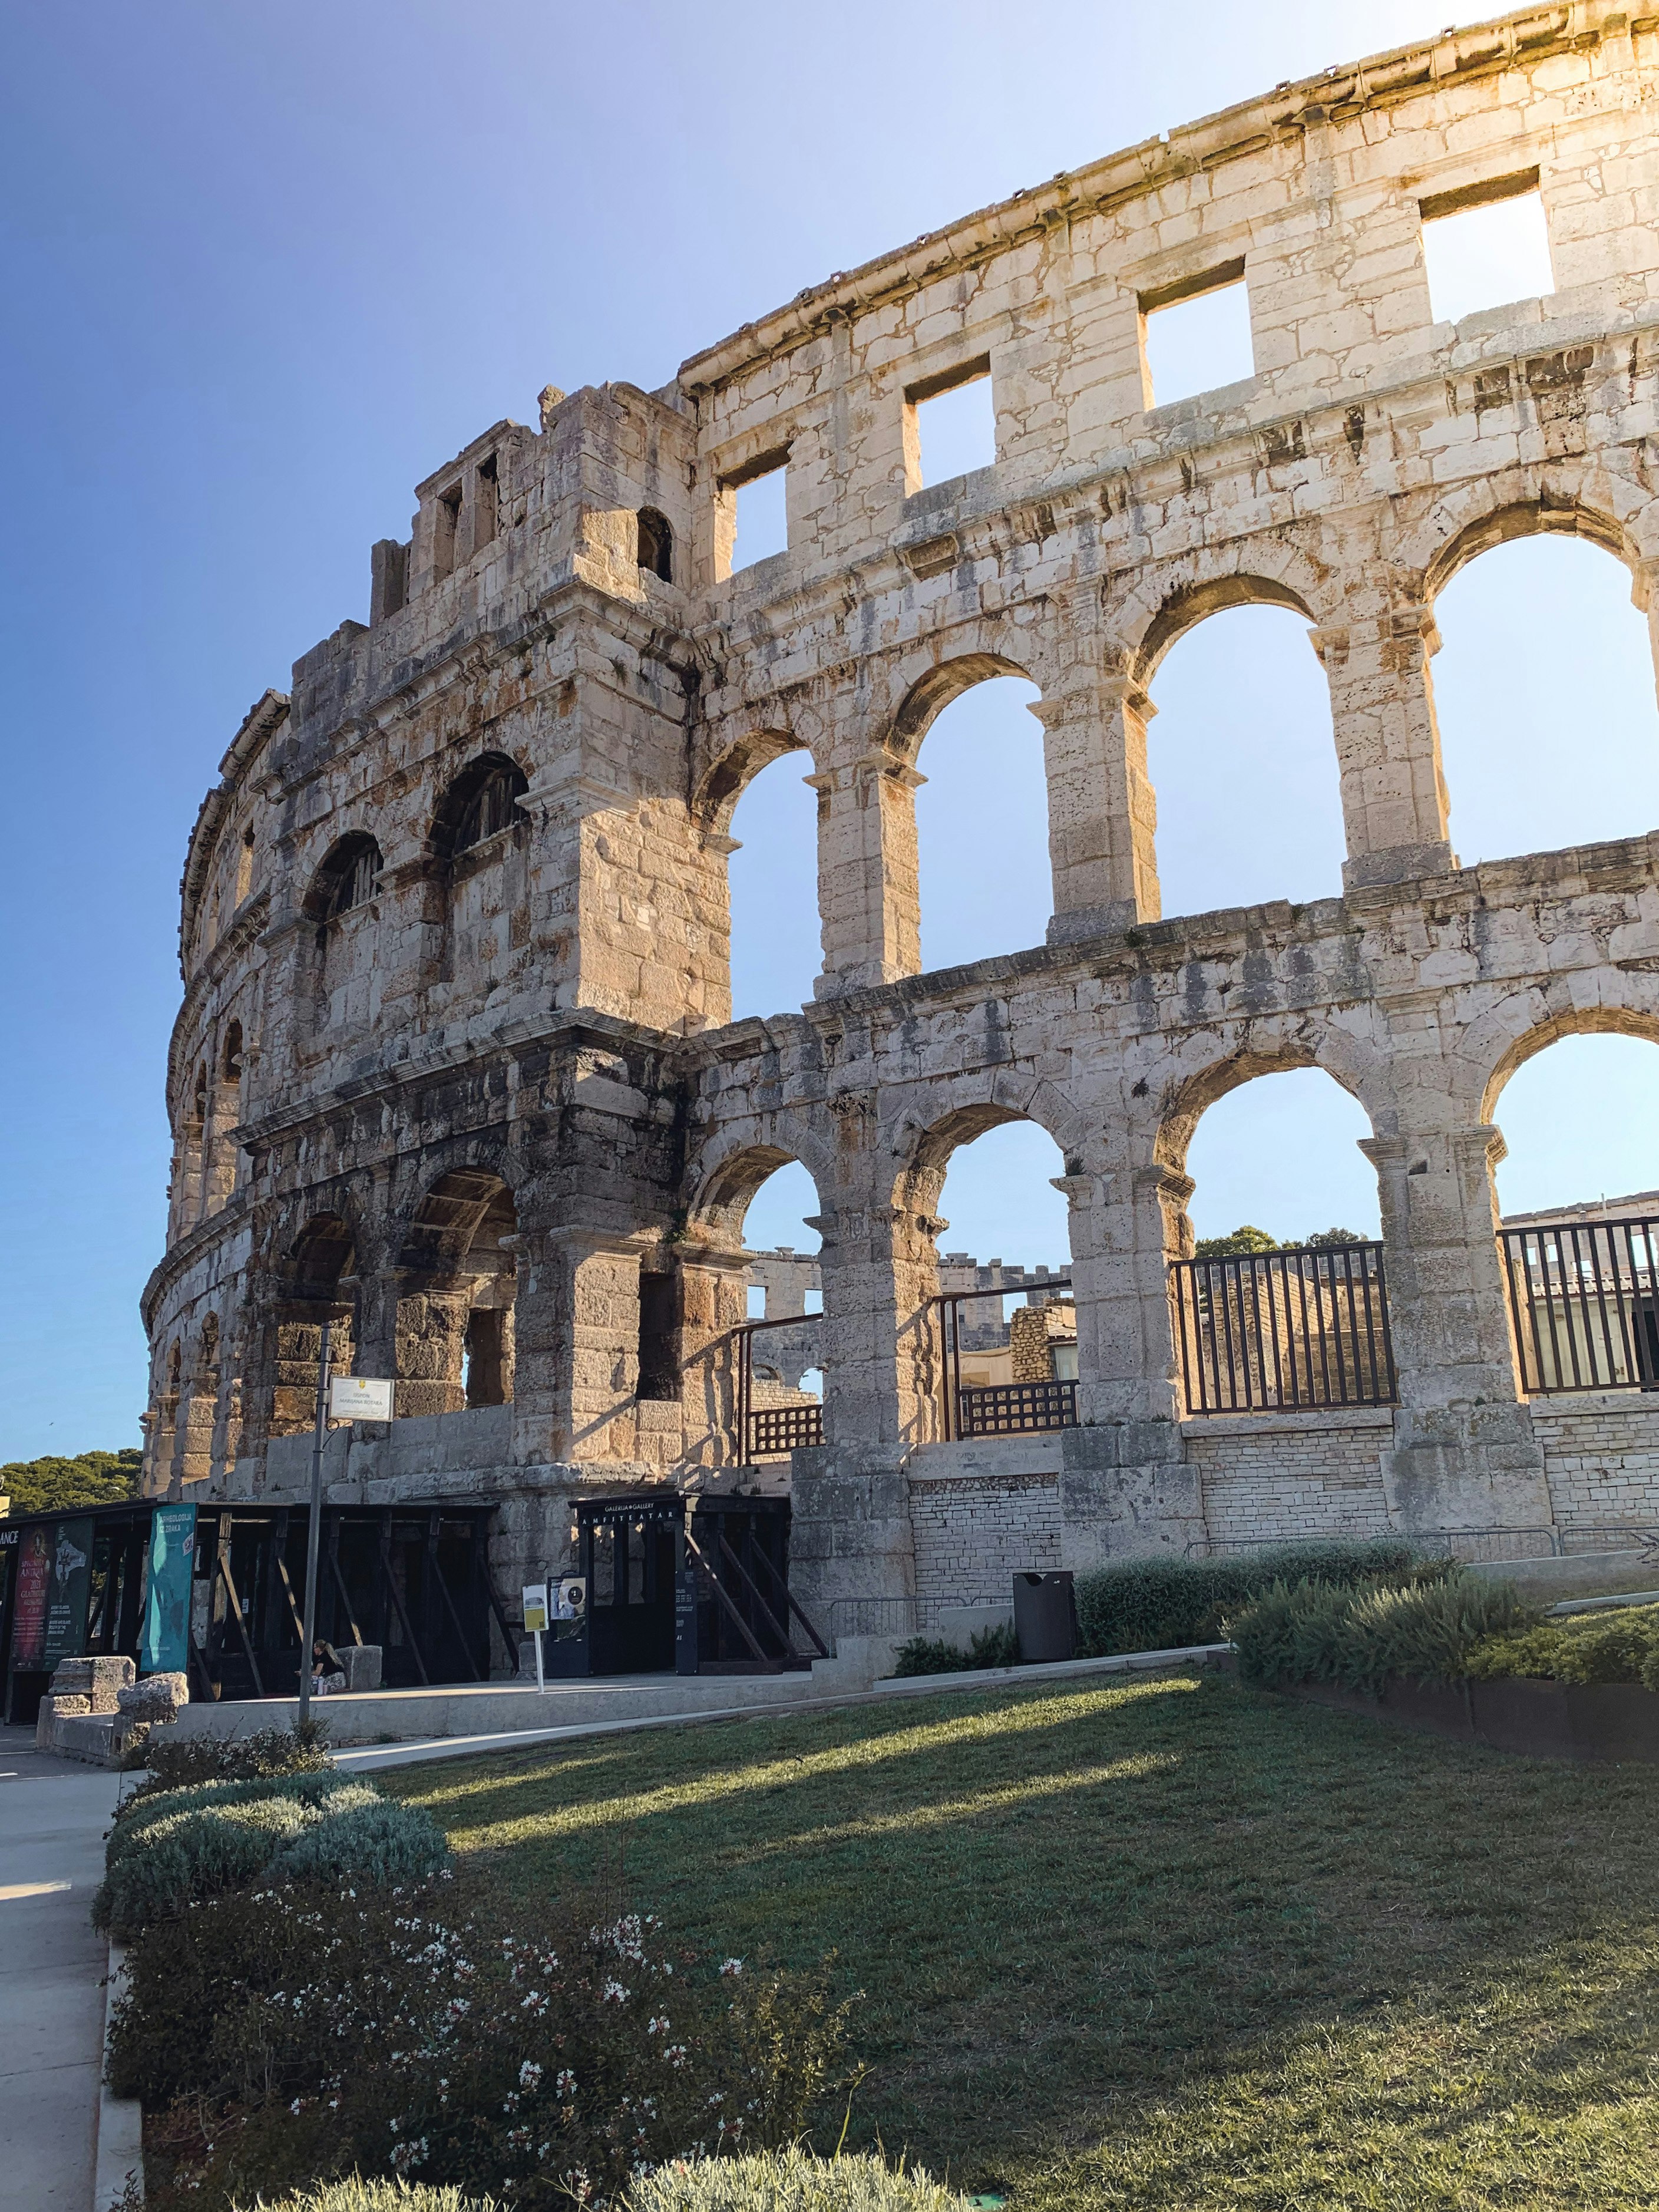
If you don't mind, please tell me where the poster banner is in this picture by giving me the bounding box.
[0,1527,18,1665]
[11,1525,52,1669]
[141,1504,198,1675]
[42,1519,94,1671]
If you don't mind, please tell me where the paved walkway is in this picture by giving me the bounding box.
[0,1725,121,2212]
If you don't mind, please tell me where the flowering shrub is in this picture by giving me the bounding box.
[252,2187,499,2212]
[114,1875,858,2210]
[120,1717,332,1797]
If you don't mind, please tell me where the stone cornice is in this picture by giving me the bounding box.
[677,3,1625,397]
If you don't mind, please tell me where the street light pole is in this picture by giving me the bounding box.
[298,1317,332,1728]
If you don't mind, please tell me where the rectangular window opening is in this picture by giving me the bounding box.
[728,454,789,572]
[802,1286,823,1315]
[637,1270,681,1401]
[434,484,462,583]
[1140,262,1254,410]
[474,453,498,550]
[907,358,994,490]
[746,1283,767,1319]
[1419,172,1553,326]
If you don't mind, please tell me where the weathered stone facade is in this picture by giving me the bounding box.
[144,4,1659,1642]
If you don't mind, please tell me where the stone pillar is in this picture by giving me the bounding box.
[394,1285,471,1417]
[1054,1161,1202,1563]
[785,1135,921,1626]
[809,752,924,996]
[509,1228,646,1468]
[1314,597,1455,890]
[673,1243,752,1472]
[1360,1124,1551,1534]
[1039,673,1161,945]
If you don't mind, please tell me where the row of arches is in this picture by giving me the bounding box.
[304,753,528,926]
[723,528,1659,1016]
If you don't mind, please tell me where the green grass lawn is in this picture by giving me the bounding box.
[385,1673,1659,2207]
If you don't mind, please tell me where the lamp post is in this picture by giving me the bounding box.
[298,1318,332,1727]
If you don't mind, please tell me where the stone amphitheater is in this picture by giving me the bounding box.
[143,0,1659,1641]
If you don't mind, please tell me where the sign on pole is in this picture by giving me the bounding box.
[523,1582,549,1693]
[141,1503,198,1675]
[329,1376,395,1422]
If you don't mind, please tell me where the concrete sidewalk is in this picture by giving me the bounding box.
[0,1725,122,2211]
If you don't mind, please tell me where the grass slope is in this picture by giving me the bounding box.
[385,1673,1659,2207]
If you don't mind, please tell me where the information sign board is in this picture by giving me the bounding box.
[141,1503,199,1674]
[41,1518,94,1670]
[329,1376,395,1421]
[521,1582,548,1634]
[11,1526,51,1668]
[556,1577,587,1621]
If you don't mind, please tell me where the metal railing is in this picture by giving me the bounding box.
[933,1280,1079,1441]
[733,1313,823,1461]
[1169,1242,1397,1415]
[1500,1213,1659,1396]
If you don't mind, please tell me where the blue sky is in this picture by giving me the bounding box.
[2,1,1655,1460]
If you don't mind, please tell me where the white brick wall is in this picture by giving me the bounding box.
[1534,1395,1659,1537]
[1185,1411,1393,1546]
[908,1473,1063,1620]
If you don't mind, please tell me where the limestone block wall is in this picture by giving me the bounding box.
[908,1461,1065,1620]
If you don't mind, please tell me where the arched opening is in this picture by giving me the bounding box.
[636,506,673,582]
[235,822,255,907]
[222,1021,243,1082]
[431,753,531,996]
[1165,1067,1387,1418]
[306,833,381,923]
[900,1111,1075,1443]
[432,753,528,862]
[724,747,820,1018]
[698,1151,824,1454]
[1145,603,1344,917]
[1488,1028,1659,1398]
[1432,533,1659,864]
[272,1214,357,1436]
[396,1170,518,1415]
[913,673,1048,969]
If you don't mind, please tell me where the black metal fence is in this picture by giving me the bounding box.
[733,1314,824,1460]
[1500,1213,1659,1395]
[934,1282,1080,1440]
[1169,1242,1398,1415]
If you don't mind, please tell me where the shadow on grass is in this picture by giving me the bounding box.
[386,1673,1659,2200]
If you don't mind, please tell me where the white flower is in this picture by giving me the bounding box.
[719,1958,743,1977]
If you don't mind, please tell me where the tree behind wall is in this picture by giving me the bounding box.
[0,1448,141,1517]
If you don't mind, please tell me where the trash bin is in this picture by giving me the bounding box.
[1012,1570,1076,1663]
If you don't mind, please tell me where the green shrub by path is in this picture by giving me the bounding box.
[125,1719,333,1794]
[273,1796,448,1887]
[240,2185,498,2212]
[109,1768,363,1861]
[625,2148,976,2211]
[1074,1539,1450,1657]
[1227,1572,1540,1692]
[96,1784,385,1935]
[890,1623,1021,1676]
[1465,1602,1659,1686]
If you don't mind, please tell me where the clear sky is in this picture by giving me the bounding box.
[2,2,1656,1461]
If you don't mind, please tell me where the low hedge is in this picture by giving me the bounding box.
[1228,1572,1540,1693]
[95,1778,445,1937]
[125,1717,332,1795]
[108,1767,362,1857]
[890,1622,1022,1676]
[1075,1539,1450,1658]
[626,2148,978,2210]
[1465,1602,1659,1687]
